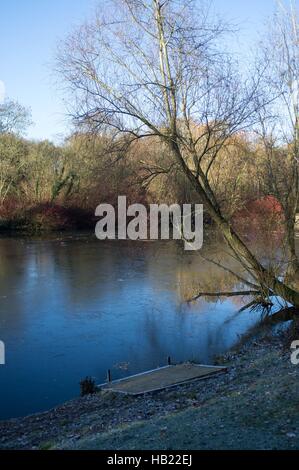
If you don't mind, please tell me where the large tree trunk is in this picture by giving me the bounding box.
[170,140,299,308]
[285,215,299,282]
[286,120,299,281]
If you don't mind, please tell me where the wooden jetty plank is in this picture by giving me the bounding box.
[101,363,227,395]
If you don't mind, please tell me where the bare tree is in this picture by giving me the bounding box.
[256,0,299,280]
[0,99,31,135]
[57,0,299,311]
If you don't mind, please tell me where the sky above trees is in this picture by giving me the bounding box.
[0,0,278,141]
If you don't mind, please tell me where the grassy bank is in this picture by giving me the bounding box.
[0,324,298,450]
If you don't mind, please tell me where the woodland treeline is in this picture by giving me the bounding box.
[0,116,293,231]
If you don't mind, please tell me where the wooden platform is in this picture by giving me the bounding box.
[100,363,227,395]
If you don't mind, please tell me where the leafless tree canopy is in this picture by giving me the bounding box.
[254,1,299,278]
[0,99,31,135]
[58,0,262,138]
[57,0,299,309]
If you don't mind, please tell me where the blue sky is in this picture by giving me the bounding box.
[0,0,281,141]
